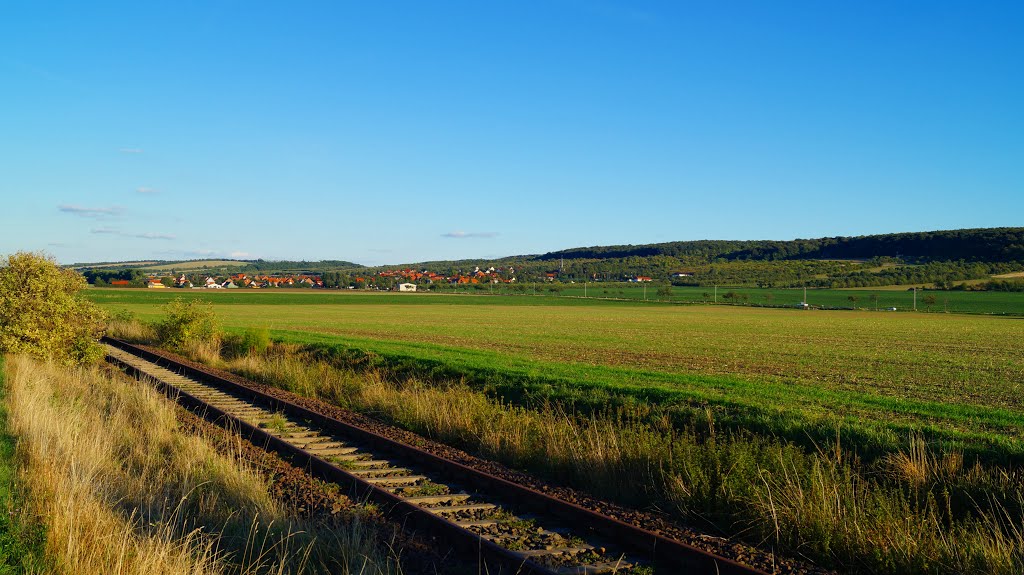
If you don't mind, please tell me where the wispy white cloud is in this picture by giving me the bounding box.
[135,187,158,194]
[59,204,124,218]
[156,249,254,260]
[90,227,175,240]
[442,231,499,239]
[119,148,144,154]
[133,232,176,240]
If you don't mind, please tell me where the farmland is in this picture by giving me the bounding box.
[84,282,1024,314]
[553,283,1024,314]
[87,288,1024,462]
[91,287,1024,572]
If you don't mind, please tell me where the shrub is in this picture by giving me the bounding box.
[155,298,217,351]
[223,327,270,358]
[0,252,106,365]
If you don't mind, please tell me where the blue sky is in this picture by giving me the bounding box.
[2,1,1021,266]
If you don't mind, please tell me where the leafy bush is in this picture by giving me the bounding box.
[155,298,217,351]
[0,252,105,365]
[223,327,270,358]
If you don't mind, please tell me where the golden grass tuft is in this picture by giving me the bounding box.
[881,436,968,487]
[882,435,931,486]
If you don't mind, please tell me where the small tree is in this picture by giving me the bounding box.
[847,295,859,308]
[0,252,106,365]
[657,284,673,299]
[923,294,937,310]
[870,293,880,310]
[156,298,218,351]
[764,293,774,305]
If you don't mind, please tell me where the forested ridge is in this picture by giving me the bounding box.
[536,228,1024,263]
[77,228,1024,290]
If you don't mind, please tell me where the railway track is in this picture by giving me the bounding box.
[104,337,769,575]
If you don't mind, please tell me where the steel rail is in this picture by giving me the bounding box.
[104,336,768,575]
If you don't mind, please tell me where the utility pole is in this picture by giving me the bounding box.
[913,287,917,311]
[643,284,647,301]
[804,285,807,305]
[714,285,717,303]
[584,281,587,298]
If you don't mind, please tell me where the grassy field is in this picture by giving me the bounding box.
[96,288,1024,573]
[0,357,47,573]
[85,283,1024,314]
[2,354,401,574]
[553,283,1024,314]
[88,289,1024,463]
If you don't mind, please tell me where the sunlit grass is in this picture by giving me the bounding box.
[2,354,401,574]
[98,293,1024,463]
[213,346,1024,575]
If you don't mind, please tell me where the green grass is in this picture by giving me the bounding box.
[90,290,1024,463]
[84,288,641,307]
[555,283,1024,314]
[85,282,1024,315]
[0,357,47,574]
[212,343,1024,575]
[278,328,1024,464]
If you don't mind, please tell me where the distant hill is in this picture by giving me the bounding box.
[72,258,363,273]
[71,259,250,271]
[244,259,363,272]
[535,228,1024,264]
[377,227,1024,289]
[74,228,1024,290]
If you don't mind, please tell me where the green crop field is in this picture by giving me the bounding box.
[552,283,1024,314]
[87,288,1024,463]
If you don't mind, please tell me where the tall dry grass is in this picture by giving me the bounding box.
[105,319,157,343]
[2,354,400,575]
[217,346,1024,575]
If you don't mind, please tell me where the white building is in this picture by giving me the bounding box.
[397,283,417,292]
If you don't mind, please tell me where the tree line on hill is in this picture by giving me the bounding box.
[79,228,1024,291]
[243,259,360,273]
[535,228,1024,263]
